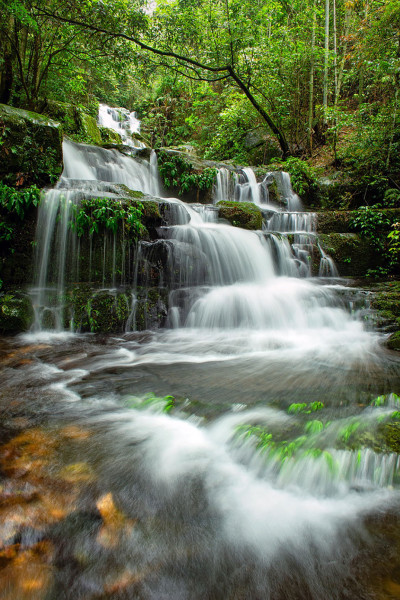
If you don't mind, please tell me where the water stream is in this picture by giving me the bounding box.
[1,133,400,599]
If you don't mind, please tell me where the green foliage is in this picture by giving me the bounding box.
[125,393,175,413]
[281,157,318,197]
[0,183,41,219]
[350,206,391,240]
[288,401,324,414]
[158,152,216,195]
[388,223,400,265]
[384,189,400,208]
[339,421,361,444]
[350,204,399,276]
[72,197,145,238]
[305,420,324,435]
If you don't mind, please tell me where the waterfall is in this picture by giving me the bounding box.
[213,165,337,277]
[14,125,399,600]
[30,139,162,331]
[98,103,146,149]
[32,140,360,341]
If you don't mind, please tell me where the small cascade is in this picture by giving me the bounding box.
[98,103,146,149]
[62,139,159,197]
[213,166,236,202]
[213,165,337,278]
[31,139,162,331]
[273,170,303,211]
[319,245,339,277]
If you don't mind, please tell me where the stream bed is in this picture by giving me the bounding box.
[0,327,399,600]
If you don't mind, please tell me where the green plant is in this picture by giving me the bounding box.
[125,393,175,412]
[0,183,41,219]
[158,152,216,195]
[282,157,318,197]
[350,205,391,242]
[72,197,145,238]
[288,401,324,414]
[388,222,400,266]
[350,204,399,276]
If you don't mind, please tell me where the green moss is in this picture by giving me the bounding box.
[135,287,168,330]
[86,291,131,333]
[0,103,63,187]
[387,331,400,351]
[99,127,123,145]
[318,233,376,277]
[0,293,33,333]
[74,109,102,145]
[217,201,263,230]
[42,100,79,135]
[380,422,400,451]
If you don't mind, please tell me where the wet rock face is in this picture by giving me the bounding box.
[60,285,168,333]
[0,104,63,188]
[318,233,376,277]
[217,201,263,230]
[0,293,33,334]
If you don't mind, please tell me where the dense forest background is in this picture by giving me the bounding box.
[0,0,399,194]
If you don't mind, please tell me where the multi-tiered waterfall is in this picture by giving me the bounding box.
[16,117,400,600]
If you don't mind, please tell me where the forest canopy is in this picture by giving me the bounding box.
[0,0,399,178]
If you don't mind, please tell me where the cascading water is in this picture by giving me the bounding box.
[98,103,146,149]
[11,131,400,599]
[213,165,337,277]
[30,139,161,331]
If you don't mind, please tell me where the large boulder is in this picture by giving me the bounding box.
[0,104,63,187]
[217,201,263,230]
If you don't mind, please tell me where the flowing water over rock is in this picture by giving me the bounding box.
[98,103,146,149]
[1,139,400,599]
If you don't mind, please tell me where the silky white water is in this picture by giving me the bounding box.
[17,135,400,599]
[98,103,145,148]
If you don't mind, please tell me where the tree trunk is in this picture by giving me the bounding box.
[308,0,317,153]
[0,15,14,104]
[323,0,330,113]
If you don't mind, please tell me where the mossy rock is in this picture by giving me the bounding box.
[387,332,400,351]
[317,208,400,234]
[135,287,168,330]
[0,293,33,333]
[0,103,63,187]
[85,290,131,333]
[316,211,353,233]
[0,205,37,287]
[99,126,123,145]
[75,109,102,145]
[380,421,400,451]
[318,233,376,277]
[41,100,80,135]
[367,282,400,336]
[217,201,263,230]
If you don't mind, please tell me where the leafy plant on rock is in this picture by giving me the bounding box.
[72,197,145,238]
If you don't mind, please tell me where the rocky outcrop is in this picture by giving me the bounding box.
[0,104,63,187]
[217,201,263,230]
[0,292,33,333]
[318,233,377,277]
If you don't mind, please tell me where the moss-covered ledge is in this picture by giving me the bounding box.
[318,233,377,277]
[359,281,400,352]
[217,201,263,230]
[0,104,63,187]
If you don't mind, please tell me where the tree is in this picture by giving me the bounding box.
[33,0,292,156]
